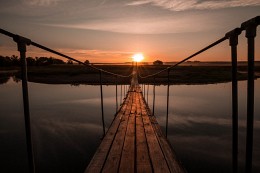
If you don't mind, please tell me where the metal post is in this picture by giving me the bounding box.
[241,16,259,173]
[146,84,149,105]
[144,84,146,101]
[99,70,105,137]
[115,76,118,113]
[226,28,241,173]
[166,68,170,138]
[13,35,35,173]
[124,84,126,97]
[245,25,255,173]
[230,31,239,173]
[120,84,122,105]
[153,76,156,116]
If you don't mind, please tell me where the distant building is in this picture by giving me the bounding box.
[153,60,163,65]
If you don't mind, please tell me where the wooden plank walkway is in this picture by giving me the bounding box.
[85,82,186,173]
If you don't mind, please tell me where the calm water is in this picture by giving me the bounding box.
[0,77,259,173]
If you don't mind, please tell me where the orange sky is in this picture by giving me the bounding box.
[0,0,260,63]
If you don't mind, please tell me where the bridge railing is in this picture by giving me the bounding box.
[137,16,259,173]
[0,29,132,173]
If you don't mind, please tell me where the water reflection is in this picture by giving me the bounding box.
[0,79,120,173]
[146,80,260,173]
[0,76,10,84]
[0,79,259,173]
[0,75,21,84]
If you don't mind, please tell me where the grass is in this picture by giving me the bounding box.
[138,65,260,84]
[1,64,259,85]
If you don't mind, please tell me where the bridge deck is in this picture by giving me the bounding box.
[85,85,185,173]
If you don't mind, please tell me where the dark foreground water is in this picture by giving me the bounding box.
[0,77,259,173]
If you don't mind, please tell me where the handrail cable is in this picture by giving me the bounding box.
[0,28,132,78]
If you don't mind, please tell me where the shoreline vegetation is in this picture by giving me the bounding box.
[1,62,260,85]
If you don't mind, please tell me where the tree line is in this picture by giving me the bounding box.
[0,55,90,67]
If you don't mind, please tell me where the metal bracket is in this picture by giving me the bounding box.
[241,16,260,38]
[13,35,31,52]
[225,28,242,46]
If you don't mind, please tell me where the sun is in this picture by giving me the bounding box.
[132,53,144,62]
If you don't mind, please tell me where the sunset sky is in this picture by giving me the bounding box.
[0,0,259,63]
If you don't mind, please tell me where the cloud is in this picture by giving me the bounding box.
[58,48,133,56]
[127,0,260,11]
[0,45,133,62]
[57,48,134,62]
[43,13,218,35]
[126,0,152,6]
[23,0,61,6]
[25,47,135,62]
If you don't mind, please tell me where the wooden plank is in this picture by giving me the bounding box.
[84,93,130,173]
[119,112,135,172]
[136,96,142,116]
[101,93,133,173]
[150,115,186,173]
[119,92,137,172]
[138,92,186,173]
[139,92,170,173]
[136,115,152,173]
[135,91,152,173]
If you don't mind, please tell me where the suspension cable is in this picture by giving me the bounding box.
[138,36,227,79]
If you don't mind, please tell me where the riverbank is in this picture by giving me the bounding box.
[1,64,260,85]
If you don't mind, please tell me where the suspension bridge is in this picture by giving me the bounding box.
[0,16,259,173]
[85,68,185,173]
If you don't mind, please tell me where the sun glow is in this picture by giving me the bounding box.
[132,53,144,62]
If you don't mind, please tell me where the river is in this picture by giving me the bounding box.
[0,77,259,173]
